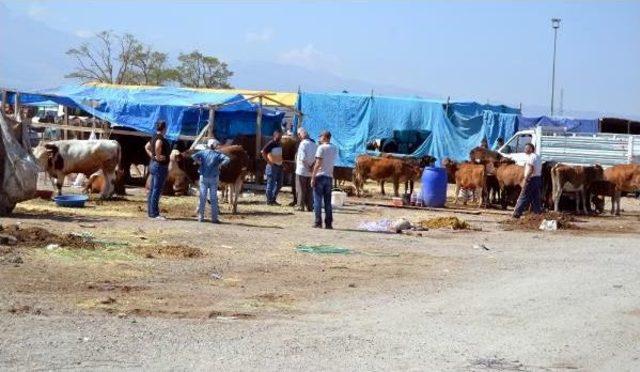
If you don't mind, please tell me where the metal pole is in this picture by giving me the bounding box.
[550,18,561,117]
[256,96,263,160]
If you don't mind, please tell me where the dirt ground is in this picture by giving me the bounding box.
[1,181,640,370]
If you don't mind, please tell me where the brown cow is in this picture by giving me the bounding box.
[84,169,125,196]
[353,155,421,197]
[217,145,250,214]
[602,164,640,216]
[453,162,486,206]
[469,147,503,204]
[495,160,524,210]
[587,180,616,215]
[551,164,604,214]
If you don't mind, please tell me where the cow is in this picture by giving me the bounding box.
[145,145,250,214]
[353,155,421,197]
[111,131,151,193]
[551,164,604,214]
[379,154,435,196]
[32,139,122,199]
[495,160,524,210]
[587,180,616,215]
[217,145,250,214]
[84,168,125,196]
[333,166,354,188]
[602,164,640,216]
[469,147,503,205]
[453,162,486,206]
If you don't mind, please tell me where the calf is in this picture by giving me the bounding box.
[495,160,524,210]
[84,169,125,196]
[217,145,250,214]
[32,140,121,198]
[587,180,616,215]
[551,164,604,214]
[453,162,486,206]
[603,164,640,216]
[469,147,503,205]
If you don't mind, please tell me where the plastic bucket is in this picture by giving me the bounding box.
[331,191,347,207]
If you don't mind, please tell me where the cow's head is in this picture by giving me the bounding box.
[32,142,62,171]
[419,156,437,168]
[587,164,605,182]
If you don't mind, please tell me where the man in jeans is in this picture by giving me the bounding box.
[311,131,338,229]
[191,139,230,223]
[512,143,543,218]
[145,120,170,220]
[261,129,283,205]
[295,128,317,212]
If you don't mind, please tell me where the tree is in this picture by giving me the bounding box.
[176,51,233,89]
[66,31,142,84]
[130,47,179,86]
[66,32,233,88]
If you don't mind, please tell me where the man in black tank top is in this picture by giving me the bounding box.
[145,121,170,219]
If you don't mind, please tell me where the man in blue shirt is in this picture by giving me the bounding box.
[191,139,230,223]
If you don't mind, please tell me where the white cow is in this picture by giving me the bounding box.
[33,140,121,198]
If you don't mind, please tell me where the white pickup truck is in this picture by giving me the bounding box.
[497,126,640,167]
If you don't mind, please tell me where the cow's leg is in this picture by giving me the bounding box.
[581,188,588,215]
[500,187,507,210]
[380,181,386,196]
[614,190,621,216]
[575,190,582,214]
[478,187,485,207]
[552,178,561,212]
[393,179,400,197]
[233,178,243,214]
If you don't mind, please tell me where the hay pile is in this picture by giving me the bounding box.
[418,217,470,230]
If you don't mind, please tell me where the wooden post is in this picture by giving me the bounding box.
[207,105,216,139]
[256,96,263,159]
[13,92,20,121]
[63,106,69,140]
[1,90,6,111]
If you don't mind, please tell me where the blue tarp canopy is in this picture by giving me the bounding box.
[9,85,284,140]
[517,115,598,133]
[296,92,519,166]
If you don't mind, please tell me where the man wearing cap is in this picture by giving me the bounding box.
[191,139,230,223]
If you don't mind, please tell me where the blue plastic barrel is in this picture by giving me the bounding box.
[420,166,447,207]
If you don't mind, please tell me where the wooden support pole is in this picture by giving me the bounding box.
[13,92,20,121]
[63,106,69,140]
[1,90,6,111]
[256,96,263,159]
[207,105,216,139]
[188,123,211,150]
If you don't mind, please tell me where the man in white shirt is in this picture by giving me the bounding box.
[311,131,338,229]
[512,143,543,218]
[295,128,317,212]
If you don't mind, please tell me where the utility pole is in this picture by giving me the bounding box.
[550,18,561,117]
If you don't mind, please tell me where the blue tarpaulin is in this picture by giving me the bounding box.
[517,116,598,133]
[296,92,520,166]
[9,85,284,140]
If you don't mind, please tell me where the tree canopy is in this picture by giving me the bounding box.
[65,31,232,88]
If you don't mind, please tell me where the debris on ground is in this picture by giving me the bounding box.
[472,243,490,251]
[131,245,203,259]
[296,245,352,255]
[358,218,413,233]
[0,224,99,249]
[418,217,470,230]
[501,212,576,230]
[539,219,558,231]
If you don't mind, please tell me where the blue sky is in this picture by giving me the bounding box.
[2,0,639,118]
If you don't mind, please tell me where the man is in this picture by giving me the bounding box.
[512,143,542,218]
[494,137,512,153]
[295,128,317,212]
[311,131,338,229]
[261,129,284,205]
[191,139,230,223]
[145,120,170,220]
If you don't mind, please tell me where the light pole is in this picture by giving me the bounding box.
[550,18,561,117]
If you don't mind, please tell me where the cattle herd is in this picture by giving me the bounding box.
[29,133,640,217]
